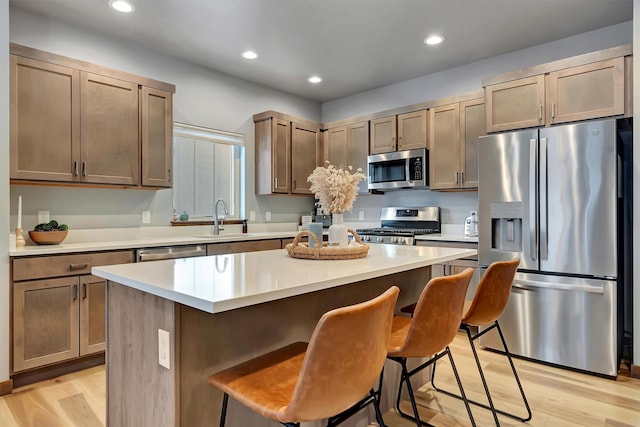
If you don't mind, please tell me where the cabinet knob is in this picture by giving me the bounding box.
[83,283,87,300]
[72,284,78,301]
[74,161,79,176]
[69,263,89,270]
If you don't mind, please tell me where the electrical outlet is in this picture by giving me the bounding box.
[359,211,364,220]
[142,210,151,224]
[37,211,50,224]
[265,211,271,222]
[249,211,256,221]
[158,329,170,369]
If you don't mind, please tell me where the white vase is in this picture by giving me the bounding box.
[328,213,349,247]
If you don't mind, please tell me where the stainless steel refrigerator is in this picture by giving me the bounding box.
[478,118,631,378]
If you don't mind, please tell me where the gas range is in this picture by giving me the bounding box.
[356,206,441,245]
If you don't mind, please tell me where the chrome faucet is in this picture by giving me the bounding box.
[213,198,229,235]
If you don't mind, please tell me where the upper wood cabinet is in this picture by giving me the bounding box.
[429,98,484,190]
[325,121,369,194]
[485,55,629,132]
[291,123,321,195]
[9,44,175,189]
[370,116,396,154]
[141,87,173,187]
[546,57,625,125]
[485,75,544,133]
[80,72,139,185]
[370,111,427,154]
[254,112,321,195]
[397,110,428,151]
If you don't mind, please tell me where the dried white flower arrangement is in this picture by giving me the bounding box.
[307,162,366,214]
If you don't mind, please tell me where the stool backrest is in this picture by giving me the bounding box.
[284,286,399,421]
[391,268,473,359]
[462,257,520,326]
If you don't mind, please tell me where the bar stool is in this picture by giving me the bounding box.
[432,257,532,426]
[208,286,399,427]
[387,268,476,427]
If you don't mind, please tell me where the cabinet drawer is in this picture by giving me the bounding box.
[12,250,134,282]
[207,239,282,255]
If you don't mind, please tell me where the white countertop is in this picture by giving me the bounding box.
[92,245,477,314]
[9,224,476,256]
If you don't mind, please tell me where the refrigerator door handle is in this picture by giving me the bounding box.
[529,138,538,261]
[539,137,548,260]
[513,279,604,294]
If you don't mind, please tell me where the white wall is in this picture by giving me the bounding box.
[323,21,632,122]
[8,6,318,231]
[1,0,10,383]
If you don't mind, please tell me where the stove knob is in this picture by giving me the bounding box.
[390,237,396,243]
[377,236,384,243]
[361,235,367,241]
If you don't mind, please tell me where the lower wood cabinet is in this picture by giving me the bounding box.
[11,250,133,374]
[207,238,288,255]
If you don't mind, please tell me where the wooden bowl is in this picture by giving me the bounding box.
[28,230,68,245]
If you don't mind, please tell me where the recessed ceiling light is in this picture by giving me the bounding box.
[242,50,258,60]
[109,0,134,13]
[424,35,444,45]
[308,76,322,84]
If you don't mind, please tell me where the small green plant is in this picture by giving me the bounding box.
[33,220,68,232]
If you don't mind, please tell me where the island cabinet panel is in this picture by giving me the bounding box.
[291,123,321,194]
[13,277,80,372]
[485,75,545,132]
[10,250,134,376]
[80,73,139,185]
[9,55,80,182]
[9,45,175,189]
[141,86,173,187]
[370,115,397,154]
[397,110,428,151]
[546,57,625,125]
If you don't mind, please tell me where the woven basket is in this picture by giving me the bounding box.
[286,229,370,260]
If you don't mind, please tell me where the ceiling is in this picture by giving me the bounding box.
[9,0,633,102]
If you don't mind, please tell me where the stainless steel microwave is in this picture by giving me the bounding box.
[367,148,428,191]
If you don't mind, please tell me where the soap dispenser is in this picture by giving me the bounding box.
[465,211,478,237]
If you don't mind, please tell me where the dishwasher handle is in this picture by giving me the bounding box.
[136,245,207,262]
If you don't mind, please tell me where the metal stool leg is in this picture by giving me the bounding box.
[219,393,229,427]
[495,321,532,422]
[445,347,477,427]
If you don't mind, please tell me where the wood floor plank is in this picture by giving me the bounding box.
[0,333,638,427]
[58,392,103,427]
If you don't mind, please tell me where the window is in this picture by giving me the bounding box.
[172,123,244,221]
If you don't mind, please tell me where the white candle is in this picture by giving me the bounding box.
[17,196,22,230]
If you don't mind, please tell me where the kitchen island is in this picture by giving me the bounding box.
[93,244,477,427]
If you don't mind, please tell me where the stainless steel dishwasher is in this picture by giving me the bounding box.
[136,245,207,262]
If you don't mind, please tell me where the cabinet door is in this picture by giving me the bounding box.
[80,275,106,356]
[370,116,396,154]
[141,87,173,187]
[80,72,139,185]
[10,55,80,182]
[347,121,370,194]
[272,119,291,193]
[291,123,320,194]
[324,126,349,168]
[485,75,545,132]
[429,103,460,190]
[397,110,427,150]
[547,57,625,125]
[459,99,485,189]
[13,277,80,372]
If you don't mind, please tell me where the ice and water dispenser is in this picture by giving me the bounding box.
[490,202,523,252]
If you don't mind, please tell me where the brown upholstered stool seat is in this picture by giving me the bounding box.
[208,286,400,427]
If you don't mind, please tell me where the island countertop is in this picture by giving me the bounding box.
[93,244,476,314]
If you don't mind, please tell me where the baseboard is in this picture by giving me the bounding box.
[11,353,105,389]
[631,364,640,379]
[0,379,13,396]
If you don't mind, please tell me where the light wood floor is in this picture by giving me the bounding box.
[0,332,638,427]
